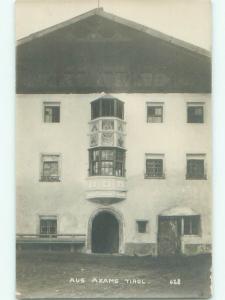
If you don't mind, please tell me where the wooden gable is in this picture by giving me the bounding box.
[16,8,211,94]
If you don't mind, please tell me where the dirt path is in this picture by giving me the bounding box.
[16,252,211,299]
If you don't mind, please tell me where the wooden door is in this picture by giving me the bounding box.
[158,216,181,256]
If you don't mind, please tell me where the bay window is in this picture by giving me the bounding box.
[89,148,125,177]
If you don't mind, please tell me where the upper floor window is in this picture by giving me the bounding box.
[40,216,57,237]
[147,102,164,123]
[183,215,201,235]
[145,154,165,179]
[91,97,124,120]
[89,148,125,177]
[40,154,61,182]
[187,102,204,123]
[186,154,206,179]
[43,102,60,123]
[136,220,148,233]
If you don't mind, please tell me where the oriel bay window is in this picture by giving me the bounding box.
[89,148,125,177]
[91,97,124,120]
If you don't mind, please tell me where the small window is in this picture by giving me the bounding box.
[44,102,60,123]
[183,215,200,235]
[187,103,204,123]
[186,154,206,179]
[137,220,148,233]
[145,154,164,178]
[40,154,60,182]
[147,103,163,123]
[40,216,57,237]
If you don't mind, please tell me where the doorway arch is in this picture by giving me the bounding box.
[87,208,123,254]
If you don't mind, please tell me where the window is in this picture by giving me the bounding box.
[136,220,148,233]
[147,103,163,123]
[187,103,204,123]
[145,154,164,178]
[183,215,200,235]
[40,154,61,182]
[89,148,125,177]
[40,216,57,237]
[43,102,60,123]
[186,154,206,179]
[91,98,124,120]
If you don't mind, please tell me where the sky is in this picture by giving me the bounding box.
[16,0,211,50]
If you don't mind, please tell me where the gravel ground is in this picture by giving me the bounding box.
[16,251,211,299]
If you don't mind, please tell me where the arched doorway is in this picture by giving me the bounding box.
[91,212,119,253]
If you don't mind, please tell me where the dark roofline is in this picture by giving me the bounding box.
[17,7,210,58]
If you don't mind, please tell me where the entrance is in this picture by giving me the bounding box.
[91,212,119,253]
[158,216,182,256]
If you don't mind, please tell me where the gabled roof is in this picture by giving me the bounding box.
[17,7,210,58]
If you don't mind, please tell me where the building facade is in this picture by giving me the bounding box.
[16,8,211,256]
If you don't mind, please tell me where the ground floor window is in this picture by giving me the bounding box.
[89,148,125,177]
[40,216,57,237]
[136,220,148,233]
[183,215,201,235]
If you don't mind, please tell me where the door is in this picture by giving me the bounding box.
[158,216,181,256]
[91,212,119,253]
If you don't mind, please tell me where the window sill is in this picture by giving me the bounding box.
[39,179,61,182]
[187,122,204,124]
[88,175,126,179]
[185,176,207,180]
[182,234,201,237]
[144,175,165,179]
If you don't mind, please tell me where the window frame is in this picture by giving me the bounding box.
[145,154,165,179]
[187,102,205,124]
[43,102,61,123]
[146,102,164,123]
[186,154,206,180]
[39,215,57,238]
[40,153,62,182]
[136,220,149,233]
[183,215,201,236]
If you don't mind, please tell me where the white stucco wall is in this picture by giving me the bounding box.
[16,93,211,252]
